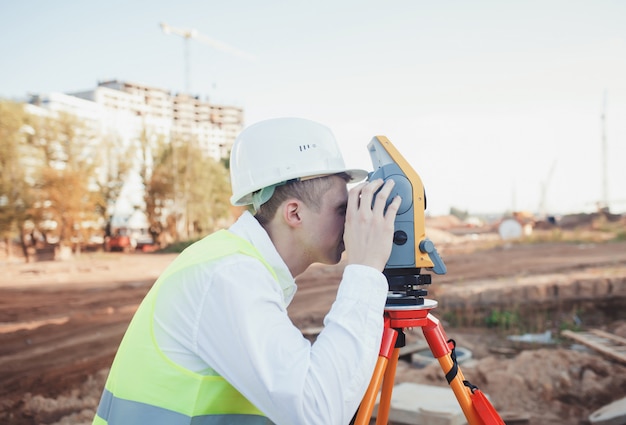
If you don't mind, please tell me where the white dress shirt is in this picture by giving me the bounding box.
[153,211,389,424]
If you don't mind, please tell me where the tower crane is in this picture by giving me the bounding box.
[160,22,255,94]
[159,22,254,240]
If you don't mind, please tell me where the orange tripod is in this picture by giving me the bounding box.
[354,293,505,425]
[360,135,505,424]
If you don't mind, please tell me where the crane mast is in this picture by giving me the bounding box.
[160,22,255,94]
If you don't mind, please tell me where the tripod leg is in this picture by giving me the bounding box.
[375,347,399,425]
[423,313,484,425]
[354,327,397,425]
[437,352,482,423]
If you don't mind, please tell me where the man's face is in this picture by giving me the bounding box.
[300,176,349,265]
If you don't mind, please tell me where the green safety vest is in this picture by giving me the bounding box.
[93,230,277,425]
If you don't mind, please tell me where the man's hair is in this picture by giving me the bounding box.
[255,173,351,225]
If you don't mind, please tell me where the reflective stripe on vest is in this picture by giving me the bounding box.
[95,389,273,425]
[93,230,278,424]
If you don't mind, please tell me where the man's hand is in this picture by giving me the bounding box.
[343,179,401,271]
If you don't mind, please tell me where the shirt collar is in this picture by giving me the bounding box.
[229,211,297,305]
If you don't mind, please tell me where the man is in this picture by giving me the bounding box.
[93,117,401,424]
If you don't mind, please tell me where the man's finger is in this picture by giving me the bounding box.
[358,179,385,211]
[384,195,402,221]
[371,179,395,215]
[347,181,367,213]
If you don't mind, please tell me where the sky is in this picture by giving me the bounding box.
[1,0,625,217]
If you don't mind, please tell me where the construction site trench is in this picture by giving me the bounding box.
[1,235,626,425]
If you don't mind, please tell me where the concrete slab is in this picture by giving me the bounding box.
[374,382,467,425]
[589,395,626,425]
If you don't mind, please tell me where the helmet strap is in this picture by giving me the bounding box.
[252,185,278,212]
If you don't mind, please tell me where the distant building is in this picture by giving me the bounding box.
[69,79,244,161]
[25,92,104,179]
[27,79,244,224]
[28,79,244,164]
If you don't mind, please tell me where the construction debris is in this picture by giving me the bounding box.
[561,329,626,365]
[589,395,626,425]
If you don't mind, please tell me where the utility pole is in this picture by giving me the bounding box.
[539,159,557,218]
[600,90,609,212]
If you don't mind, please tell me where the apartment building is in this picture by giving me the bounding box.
[28,80,244,225]
[70,79,244,161]
[25,91,105,176]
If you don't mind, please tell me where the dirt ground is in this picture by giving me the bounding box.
[1,228,626,425]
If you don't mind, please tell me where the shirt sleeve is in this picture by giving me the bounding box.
[192,255,389,425]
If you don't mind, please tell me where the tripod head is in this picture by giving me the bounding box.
[367,136,446,307]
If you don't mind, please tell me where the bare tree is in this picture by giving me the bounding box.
[95,133,134,231]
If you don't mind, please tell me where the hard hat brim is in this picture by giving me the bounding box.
[344,168,370,184]
[230,168,369,206]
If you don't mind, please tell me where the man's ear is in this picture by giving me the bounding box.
[283,199,303,228]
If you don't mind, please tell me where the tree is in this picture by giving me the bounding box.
[27,109,102,249]
[183,143,231,237]
[0,101,36,259]
[143,135,231,244]
[38,167,100,245]
[450,206,469,221]
[144,136,176,242]
[94,133,134,228]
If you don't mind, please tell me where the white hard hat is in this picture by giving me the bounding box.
[230,117,368,206]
